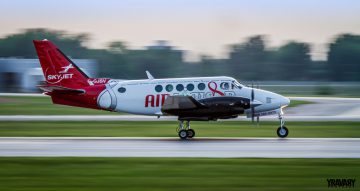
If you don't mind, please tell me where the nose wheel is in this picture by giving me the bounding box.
[277,114,289,138]
[177,121,195,140]
[277,126,288,138]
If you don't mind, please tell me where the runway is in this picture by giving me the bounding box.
[286,97,360,117]
[0,137,359,158]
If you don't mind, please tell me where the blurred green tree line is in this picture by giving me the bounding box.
[0,28,359,81]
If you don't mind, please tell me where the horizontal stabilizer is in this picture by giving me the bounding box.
[37,85,85,94]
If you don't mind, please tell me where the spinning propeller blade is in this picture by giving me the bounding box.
[251,83,254,101]
[250,83,260,125]
[251,83,255,122]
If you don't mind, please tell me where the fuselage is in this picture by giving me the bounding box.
[97,76,290,116]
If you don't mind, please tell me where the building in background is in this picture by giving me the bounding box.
[0,58,98,92]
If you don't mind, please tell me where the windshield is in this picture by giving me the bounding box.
[232,80,243,89]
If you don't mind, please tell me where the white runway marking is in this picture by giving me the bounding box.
[0,137,359,158]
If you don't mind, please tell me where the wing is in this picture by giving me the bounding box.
[161,96,250,121]
[161,96,206,111]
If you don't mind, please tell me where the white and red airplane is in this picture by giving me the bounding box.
[33,39,290,139]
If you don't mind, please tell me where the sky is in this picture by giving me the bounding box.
[0,0,360,61]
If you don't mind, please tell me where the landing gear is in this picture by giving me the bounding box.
[277,113,289,138]
[177,120,195,139]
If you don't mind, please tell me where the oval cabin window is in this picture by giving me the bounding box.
[176,84,184,91]
[155,85,163,92]
[118,87,126,93]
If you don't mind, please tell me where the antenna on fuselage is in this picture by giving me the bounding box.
[146,71,154,80]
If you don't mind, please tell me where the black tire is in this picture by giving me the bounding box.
[178,130,188,140]
[277,126,289,138]
[186,129,195,138]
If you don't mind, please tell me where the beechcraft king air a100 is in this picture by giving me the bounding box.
[33,39,291,139]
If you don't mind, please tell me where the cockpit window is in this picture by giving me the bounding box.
[232,80,243,89]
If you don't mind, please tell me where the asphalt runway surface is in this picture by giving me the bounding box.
[0,137,359,158]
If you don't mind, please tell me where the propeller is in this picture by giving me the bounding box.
[250,82,261,125]
[251,83,255,123]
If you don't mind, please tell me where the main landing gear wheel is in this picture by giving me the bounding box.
[186,129,195,138]
[178,130,188,140]
[177,120,196,139]
[277,126,288,138]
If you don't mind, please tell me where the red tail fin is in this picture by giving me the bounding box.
[33,40,89,89]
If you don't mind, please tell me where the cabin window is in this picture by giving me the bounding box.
[176,84,184,91]
[165,84,173,92]
[118,87,126,93]
[155,85,163,92]
[186,83,194,91]
[198,83,206,90]
[220,82,229,90]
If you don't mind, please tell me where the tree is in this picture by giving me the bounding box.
[108,41,128,54]
[126,41,184,78]
[328,34,360,81]
[228,35,268,80]
[0,28,90,58]
[271,41,311,80]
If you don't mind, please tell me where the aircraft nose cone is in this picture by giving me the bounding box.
[280,96,290,107]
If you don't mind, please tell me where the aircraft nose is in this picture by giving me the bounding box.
[280,96,290,107]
